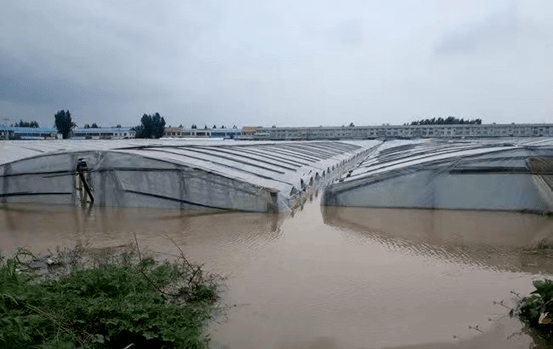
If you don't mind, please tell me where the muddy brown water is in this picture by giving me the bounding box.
[2,198,553,349]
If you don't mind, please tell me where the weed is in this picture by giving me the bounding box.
[0,241,223,348]
[511,279,553,344]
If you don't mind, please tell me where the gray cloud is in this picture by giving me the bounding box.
[330,19,365,47]
[434,3,519,55]
[0,0,552,128]
[0,54,131,106]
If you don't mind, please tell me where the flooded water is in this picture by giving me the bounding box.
[2,198,553,348]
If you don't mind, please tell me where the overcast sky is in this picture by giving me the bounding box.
[1,0,552,128]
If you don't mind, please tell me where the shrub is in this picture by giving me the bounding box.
[0,242,222,348]
[511,279,553,343]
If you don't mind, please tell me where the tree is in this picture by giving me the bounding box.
[14,120,39,128]
[135,112,166,138]
[410,117,483,125]
[54,110,75,139]
[191,124,197,129]
[84,124,90,129]
[91,123,98,128]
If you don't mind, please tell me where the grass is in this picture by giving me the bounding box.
[0,239,223,348]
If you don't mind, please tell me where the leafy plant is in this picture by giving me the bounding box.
[0,242,223,348]
[511,279,553,342]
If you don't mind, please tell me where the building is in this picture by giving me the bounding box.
[248,123,553,140]
[210,127,241,139]
[238,126,263,140]
[0,126,60,140]
[72,127,135,140]
[164,126,241,139]
[164,126,186,137]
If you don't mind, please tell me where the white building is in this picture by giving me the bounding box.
[164,126,241,139]
[72,127,136,140]
[0,126,60,140]
[251,123,553,140]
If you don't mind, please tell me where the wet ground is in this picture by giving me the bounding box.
[2,197,553,348]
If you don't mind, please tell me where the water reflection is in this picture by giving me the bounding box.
[0,203,283,273]
[322,206,553,273]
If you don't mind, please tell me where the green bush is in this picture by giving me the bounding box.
[511,279,553,343]
[0,244,222,348]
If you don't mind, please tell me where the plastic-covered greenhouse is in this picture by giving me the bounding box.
[0,139,373,212]
[323,138,553,213]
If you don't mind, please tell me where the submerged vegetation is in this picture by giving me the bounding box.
[520,239,553,259]
[0,240,223,348]
[511,279,553,345]
[532,239,553,255]
[507,240,553,345]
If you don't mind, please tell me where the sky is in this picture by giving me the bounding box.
[1,0,552,128]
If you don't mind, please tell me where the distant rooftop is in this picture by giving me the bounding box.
[0,126,57,132]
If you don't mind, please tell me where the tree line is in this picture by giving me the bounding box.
[408,117,482,125]
[11,120,40,128]
[51,110,168,139]
[133,113,166,138]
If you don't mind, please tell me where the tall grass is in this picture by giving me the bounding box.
[0,240,222,348]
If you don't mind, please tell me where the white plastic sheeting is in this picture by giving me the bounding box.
[322,138,553,213]
[0,139,377,212]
